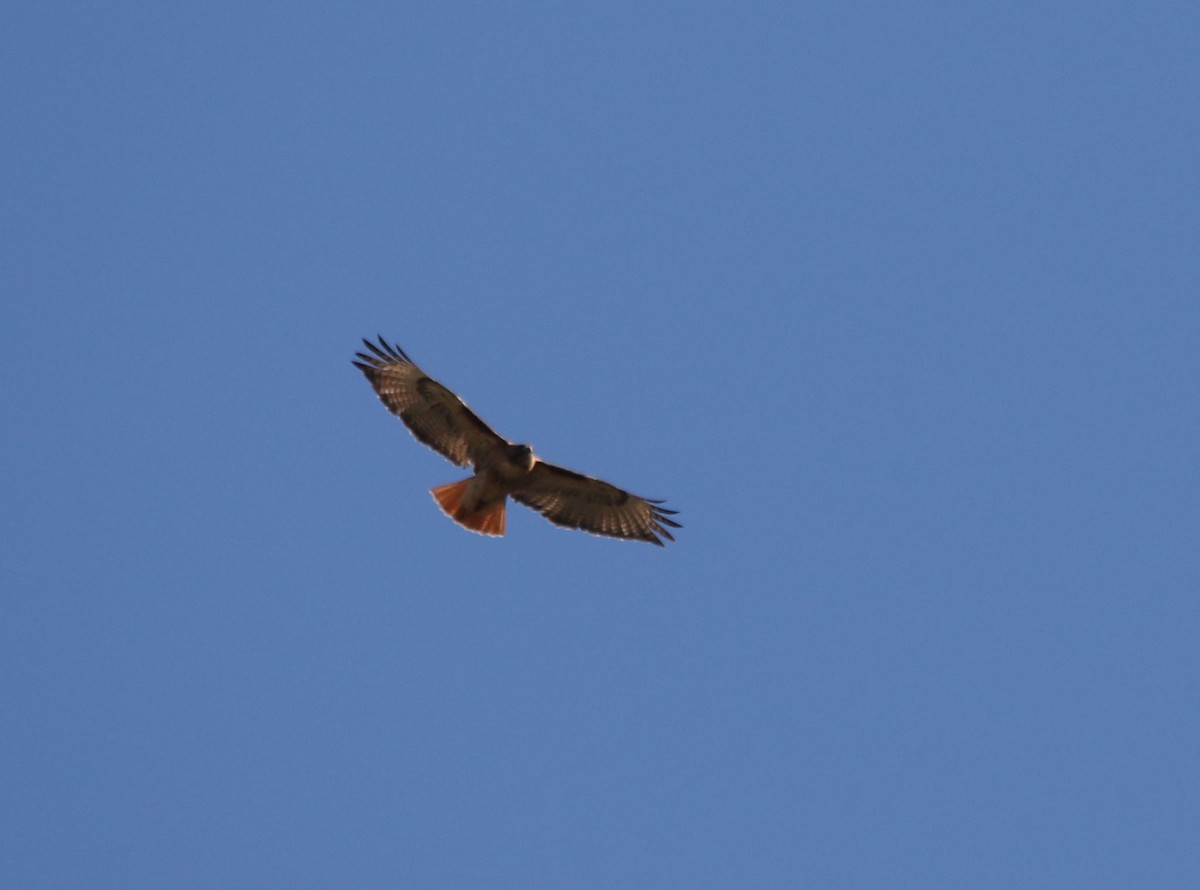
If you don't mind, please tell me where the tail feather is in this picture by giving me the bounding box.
[430,479,506,538]
[430,478,469,516]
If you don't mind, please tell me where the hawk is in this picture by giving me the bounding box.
[353,336,680,546]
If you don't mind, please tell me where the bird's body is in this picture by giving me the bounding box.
[353,336,680,545]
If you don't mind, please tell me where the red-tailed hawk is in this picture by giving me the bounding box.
[353,336,680,546]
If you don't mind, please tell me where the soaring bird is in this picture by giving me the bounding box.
[353,336,680,545]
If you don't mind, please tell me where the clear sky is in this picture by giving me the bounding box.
[4,2,1198,887]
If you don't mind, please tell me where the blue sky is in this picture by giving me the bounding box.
[4,2,1198,886]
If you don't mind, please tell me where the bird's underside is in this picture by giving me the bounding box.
[353,336,680,545]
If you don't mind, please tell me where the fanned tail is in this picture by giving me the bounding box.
[430,479,506,537]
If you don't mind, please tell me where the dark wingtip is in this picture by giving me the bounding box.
[357,335,411,365]
[648,500,680,527]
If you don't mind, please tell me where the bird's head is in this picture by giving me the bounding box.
[512,443,536,472]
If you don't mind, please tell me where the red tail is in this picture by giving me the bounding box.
[430,479,506,537]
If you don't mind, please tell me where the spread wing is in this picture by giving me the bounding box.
[353,336,508,468]
[511,462,681,546]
